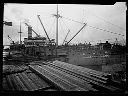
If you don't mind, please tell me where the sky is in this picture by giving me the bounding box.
[3,3,126,45]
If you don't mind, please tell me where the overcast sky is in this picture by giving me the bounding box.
[3,3,126,45]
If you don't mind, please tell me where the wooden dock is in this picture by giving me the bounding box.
[2,60,125,92]
[29,60,124,92]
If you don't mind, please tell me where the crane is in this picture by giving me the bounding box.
[37,15,55,57]
[62,29,70,45]
[66,23,87,45]
[37,15,52,44]
[7,35,14,45]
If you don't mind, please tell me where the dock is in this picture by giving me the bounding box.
[2,60,125,92]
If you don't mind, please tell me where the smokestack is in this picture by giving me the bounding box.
[28,26,32,39]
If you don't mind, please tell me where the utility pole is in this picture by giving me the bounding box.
[18,22,22,45]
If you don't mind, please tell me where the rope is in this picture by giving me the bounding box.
[86,11,126,31]
[62,16,125,37]
[87,25,125,37]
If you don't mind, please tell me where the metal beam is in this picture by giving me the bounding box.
[37,15,52,44]
[56,4,59,47]
[67,23,87,45]
[62,29,70,45]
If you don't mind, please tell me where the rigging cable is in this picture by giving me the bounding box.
[85,10,126,31]
[48,18,56,38]
[61,18,70,32]
[60,19,71,45]
[59,19,65,34]
[87,25,125,37]
[61,16,125,37]
[62,16,84,24]
[59,19,66,45]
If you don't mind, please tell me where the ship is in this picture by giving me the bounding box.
[3,4,126,91]
[3,4,126,69]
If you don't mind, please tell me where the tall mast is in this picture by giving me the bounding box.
[55,4,59,58]
[18,21,22,45]
[56,4,58,47]
[53,4,61,57]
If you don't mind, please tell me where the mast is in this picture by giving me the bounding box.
[56,4,58,47]
[18,21,22,45]
[55,4,59,58]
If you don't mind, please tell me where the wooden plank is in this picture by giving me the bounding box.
[25,73,42,89]
[45,63,120,91]
[46,62,107,84]
[25,72,50,90]
[29,65,75,91]
[29,65,87,91]
[42,65,98,91]
[6,75,16,91]
[17,73,34,91]
[31,73,50,88]
[53,60,110,77]
[45,64,102,90]
[21,72,39,91]
[10,74,23,91]
[14,74,28,91]
[29,62,120,92]
[2,77,10,90]
[60,61,109,79]
[53,61,111,79]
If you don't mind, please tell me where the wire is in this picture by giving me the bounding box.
[61,18,70,32]
[87,11,126,31]
[48,18,56,36]
[60,19,71,45]
[62,16,125,37]
[87,25,125,37]
[62,16,84,24]
[59,19,65,36]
